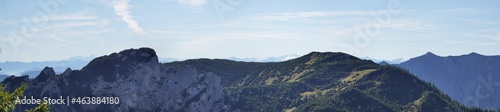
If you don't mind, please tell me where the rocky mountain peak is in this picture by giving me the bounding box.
[378,61,390,65]
[34,67,56,81]
[297,51,360,65]
[41,67,55,75]
[1,47,226,111]
[85,47,158,68]
[405,52,440,62]
[62,67,72,76]
[423,52,438,57]
[79,47,160,82]
[466,52,483,57]
[1,75,29,92]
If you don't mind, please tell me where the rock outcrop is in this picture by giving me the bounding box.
[1,47,225,112]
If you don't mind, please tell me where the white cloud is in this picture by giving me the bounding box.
[41,19,108,30]
[440,8,476,13]
[48,12,99,21]
[474,42,500,46]
[49,35,68,42]
[253,11,371,21]
[484,34,500,41]
[0,19,16,26]
[51,21,100,28]
[385,21,440,32]
[443,40,476,44]
[177,0,208,8]
[2,11,99,24]
[112,0,144,33]
[220,32,307,41]
[454,18,500,25]
[162,0,208,10]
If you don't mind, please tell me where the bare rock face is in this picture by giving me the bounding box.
[1,47,225,112]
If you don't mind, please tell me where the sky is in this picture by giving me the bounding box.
[0,0,499,62]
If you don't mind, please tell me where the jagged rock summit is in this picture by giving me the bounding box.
[1,47,226,112]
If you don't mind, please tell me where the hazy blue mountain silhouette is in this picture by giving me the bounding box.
[360,57,405,64]
[0,56,93,76]
[0,75,9,81]
[398,52,500,109]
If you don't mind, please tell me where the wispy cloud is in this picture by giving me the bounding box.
[440,8,477,13]
[177,0,207,8]
[443,40,477,44]
[0,19,16,26]
[252,11,371,21]
[40,18,109,31]
[453,18,500,25]
[474,42,500,46]
[458,33,500,46]
[484,34,500,41]
[49,35,68,42]
[51,21,100,28]
[112,0,144,33]
[47,12,98,21]
[386,21,440,32]
[2,11,99,23]
[163,0,207,9]
[177,31,307,53]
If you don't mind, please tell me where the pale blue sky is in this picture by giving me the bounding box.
[0,0,499,62]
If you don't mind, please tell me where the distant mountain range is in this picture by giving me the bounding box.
[0,56,94,76]
[1,48,485,111]
[227,54,300,62]
[360,57,405,64]
[0,54,299,80]
[398,52,500,109]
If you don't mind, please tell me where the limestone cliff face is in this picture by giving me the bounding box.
[1,47,225,112]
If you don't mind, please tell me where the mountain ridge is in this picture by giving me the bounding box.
[1,48,488,111]
[167,51,476,111]
[1,47,226,111]
[399,52,500,109]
